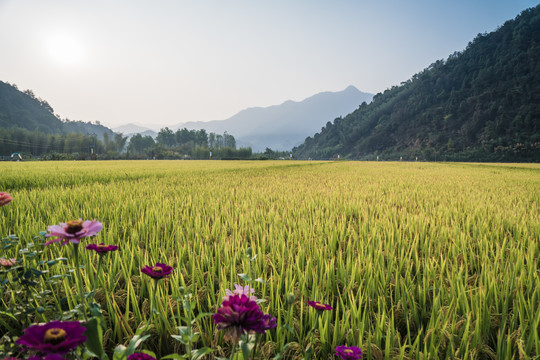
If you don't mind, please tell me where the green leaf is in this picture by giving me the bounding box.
[238,273,251,282]
[240,340,251,360]
[84,317,107,359]
[113,345,127,360]
[170,334,187,345]
[191,312,214,324]
[191,347,214,360]
[161,354,185,360]
[126,334,151,355]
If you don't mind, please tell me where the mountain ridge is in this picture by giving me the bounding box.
[293,5,540,162]
[172,86,373,151]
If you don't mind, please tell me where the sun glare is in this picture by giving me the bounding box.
[45,32,84,66]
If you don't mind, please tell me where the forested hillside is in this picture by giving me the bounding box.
[293,6,540,161]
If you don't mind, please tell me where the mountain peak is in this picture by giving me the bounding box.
[173,87,374,151]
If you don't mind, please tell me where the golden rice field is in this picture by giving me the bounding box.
[1,160,539,359]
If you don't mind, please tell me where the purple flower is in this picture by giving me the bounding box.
[0,192,13,207]
[213,294,276,343]
[260,314,277,331]
[223,284,257,301]
[141,263,173,279]
[335,345,362,360]
[307,300,333,311]
[127,353,157,360]
[86,243,118,254]
[16,321,87,354]
[46,219,103,246]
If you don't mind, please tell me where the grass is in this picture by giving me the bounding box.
[1,160,539,359]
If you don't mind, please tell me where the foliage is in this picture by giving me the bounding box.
[128,128,251,160]
[293,5,540,161]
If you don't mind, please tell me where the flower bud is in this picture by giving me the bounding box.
[286,293,296,306]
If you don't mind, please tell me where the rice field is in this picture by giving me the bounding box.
[1,160,539,359]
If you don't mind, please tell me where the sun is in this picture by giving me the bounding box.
[45,32,85,66]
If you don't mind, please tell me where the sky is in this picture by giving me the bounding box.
[0,0,538,130]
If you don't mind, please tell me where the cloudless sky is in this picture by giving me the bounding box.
[0,0,537,130]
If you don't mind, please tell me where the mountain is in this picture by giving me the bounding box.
[0,81,64,133]
[293,5,540,162]
[112,123,155,135]
[112,123,157,140]
[0,81,114,141]
[173,86,373,151]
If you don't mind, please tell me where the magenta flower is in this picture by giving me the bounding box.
[86,243,118,254]
[223,284,257,301]
[127,353,157,360]
[46,219,103,246]
[335,345,362,360]
[213,294,277,343]
[0,192,13,207]
[307,300,333,311]
[16,321,87,354]
[141,263,173,279]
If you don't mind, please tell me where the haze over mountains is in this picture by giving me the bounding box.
[114,86,373,152]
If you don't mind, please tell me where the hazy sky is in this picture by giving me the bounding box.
[0,0,537,130]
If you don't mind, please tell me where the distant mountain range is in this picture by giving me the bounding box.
[171,86,373,151]
[293,5,540,162]
[112,123,157,139]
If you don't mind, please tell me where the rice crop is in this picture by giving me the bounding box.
[1,160,539,359]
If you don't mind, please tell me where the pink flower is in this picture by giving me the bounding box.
[46,219,103,246]
[0,192,13,207]
[223,284,257,301]
[0,257,17,268]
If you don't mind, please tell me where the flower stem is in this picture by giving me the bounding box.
[144,280,157,334]
[186,296,192,360]
[304,312,319,360]
[229,342,238,360]
[91,255,104,297]
[251,333,261,360]
[73,243,87,321]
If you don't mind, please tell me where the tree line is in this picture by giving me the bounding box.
[127,127,251,160]
[0,125,252,160]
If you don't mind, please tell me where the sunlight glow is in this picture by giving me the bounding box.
[45,32,84,66]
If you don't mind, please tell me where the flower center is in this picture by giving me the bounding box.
[313,302,325,309]
[97,244,107,249]
[44,328,67,344]
[152,266,163,273]
[344,349,353,354]
[66,220,84,234]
